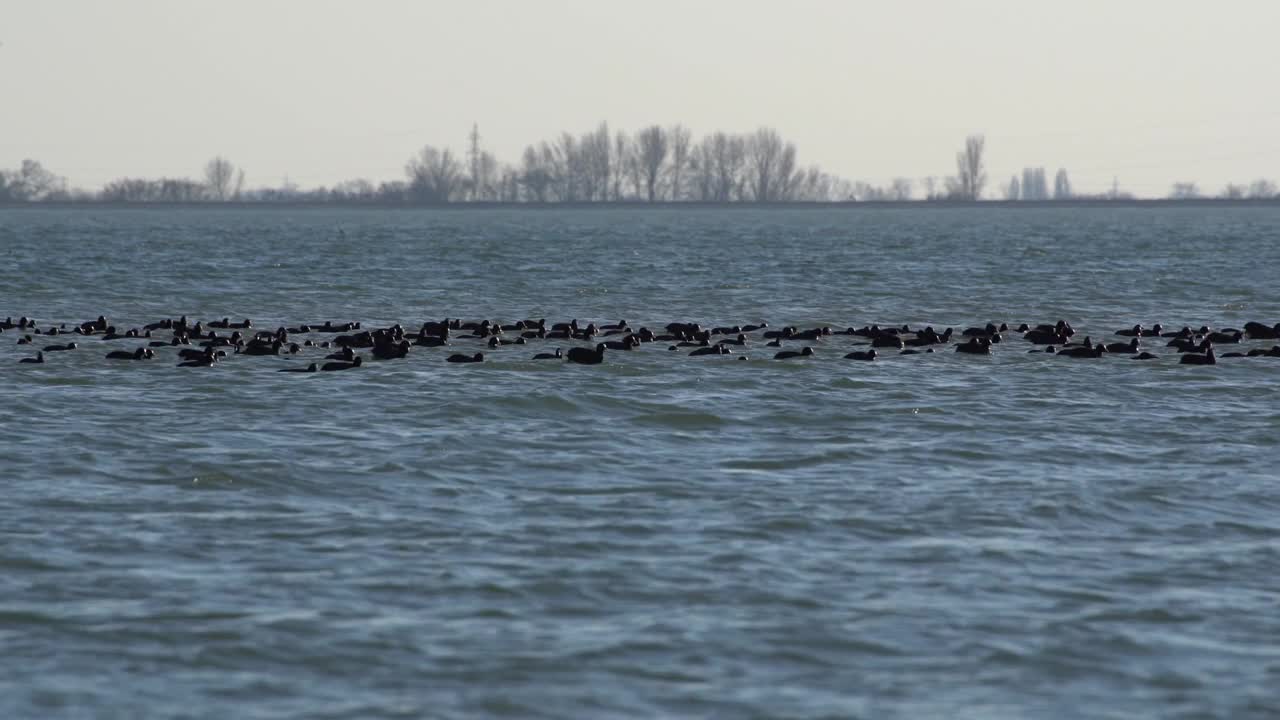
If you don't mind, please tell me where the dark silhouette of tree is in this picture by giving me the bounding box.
[890,178,913,202]
[1003,175,1021,200]
[467,124,484,201]
[1248,179,1277,199]
[520,143,555,202]
[1021,168,1047,200]
[611,131,631,201]
[1053,169,1072,199]
[203,156,243,201]
[745,127,799,202]
[668,124,692,201]
[0,159,65,201]
[1220,183,1246,200]
[405,146,463,204]
[635,125,669,202]
[946,135,986,200]
[1169,182,1200,199]
[692,132,746,202]
[583,122,611,202]
[922,176,939,200]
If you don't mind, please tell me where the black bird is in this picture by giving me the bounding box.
[567,344,606,365]
[278,363,319,373]
[774,347,814,360]
[447,352,484,364]
[1056,345,1106,358]
[1104,338,1140,354]
[321,357,363,371]
[106,348,152,360]
[689,344,731,356]
[18,352,44,364]
[955,338,992,355]
[1180,347,1216,365]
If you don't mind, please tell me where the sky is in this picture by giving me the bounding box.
[2,0,1278,197]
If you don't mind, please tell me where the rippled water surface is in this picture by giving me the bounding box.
[2,206,1279,719]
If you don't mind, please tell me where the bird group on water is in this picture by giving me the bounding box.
[6,315,1280,371]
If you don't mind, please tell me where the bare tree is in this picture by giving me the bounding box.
[949,135,986,201]
[1053,168,1072,200]
[746,127,790,202]
[612,131,631,201]
[519,145,552,202]
[1169,182,1200,199]
[635,125,669,202]
[583,122,611,202]
[668,124,692,201]
[1220,183,1246,200]
[1021,167,1048,201]
[330,179,376,203]
[793,166,831,201]
[497,166,521,202]
[405,145,463,203]
[625,141,645,200]
[922,176,939,200]
[706,132,746,202]
[1247,179,1277,199]
[1003,175,1021,200]
[890,178,914,201]
[467,124,483,201]
[204,156,241,201]
[2,159,66,201]
[555,132,586,199]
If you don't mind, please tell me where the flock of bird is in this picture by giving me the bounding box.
[5,315,1280,371]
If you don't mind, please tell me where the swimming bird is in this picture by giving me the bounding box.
[532,348,562,360]
[1206,330,1242,344]
[1056,344,1106,358]
[603,335,640,351]
[177,355,218,367]
[1180,347,1216,365]
[1104,338,1140,354]
[278,363,319,373]
[567,344,606,365]
[844,348,877,361]
[773,346,814,360]
[106,348,152,360]
[446,352,484,363]
[321,356,363,371]
[689,344,731,356]
[955,337,992,354]
[239,340,282,356]
[1244,321,1280,340]
[18,352,43,364]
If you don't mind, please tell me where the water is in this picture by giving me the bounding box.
[2,206,1279,719]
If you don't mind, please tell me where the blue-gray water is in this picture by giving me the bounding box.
[2,206,1279,719]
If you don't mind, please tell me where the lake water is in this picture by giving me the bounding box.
[2,206,1279,719]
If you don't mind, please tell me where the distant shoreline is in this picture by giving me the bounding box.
[4,198,1280,211]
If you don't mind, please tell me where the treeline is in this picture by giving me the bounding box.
[338,124,863,204]
[3,126,1279,204]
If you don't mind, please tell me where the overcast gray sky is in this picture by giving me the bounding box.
[2,0,1278,197]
